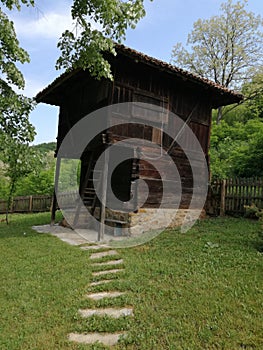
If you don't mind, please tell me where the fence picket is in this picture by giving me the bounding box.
[0,191,78,214]
[210,177,263,216]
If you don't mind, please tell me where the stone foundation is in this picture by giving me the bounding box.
[129,208,206,235]
[62,206,205,236]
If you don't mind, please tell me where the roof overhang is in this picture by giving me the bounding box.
[35,44,243,108]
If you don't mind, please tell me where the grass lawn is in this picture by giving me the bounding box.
[0,213,262,349]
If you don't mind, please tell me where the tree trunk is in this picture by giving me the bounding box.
[6,181,15,225]
[216,106,223,124]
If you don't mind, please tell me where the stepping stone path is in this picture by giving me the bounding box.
[79,307,134,318]
[86,291,125,301]
[68,332,126,346]
[80,244,110,250]
[89,250,119,259]
[92,268,125,277]
[68,246,134,347]
[89,279,113,287]
[92,258,124,266]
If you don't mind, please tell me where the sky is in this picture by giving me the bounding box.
[7,0,263,144]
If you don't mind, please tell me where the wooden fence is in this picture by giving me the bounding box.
[0,195,53,214]
[0,191,79,214]
[1,179,263,216]
[207,178,263,216]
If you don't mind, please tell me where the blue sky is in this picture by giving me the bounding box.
[9,0,263,144]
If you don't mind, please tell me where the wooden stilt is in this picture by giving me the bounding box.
[98,147,110,241]
[51,156,61,225]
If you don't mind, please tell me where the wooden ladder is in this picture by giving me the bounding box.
[73,151,103,227]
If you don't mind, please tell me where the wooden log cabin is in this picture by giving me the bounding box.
[36,44,242,237]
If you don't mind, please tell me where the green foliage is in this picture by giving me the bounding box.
[59,158,81,192]
[171,0,263,90]
[244,203,263,221]
[0,135,42,222]
[1,1,34,11]
[0,144,56,199]
[0,171,9,199]
[56,0,153,79]
[15,150,55,196]
[0,86,35,142]
[241,71,263,120]
[0,137,41,185]
[32,142,56,154]
[210,69,263,178]
[15,167,55,196]
[210,118,263,178]
[0,1,36,143]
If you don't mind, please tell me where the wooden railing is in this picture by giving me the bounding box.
[207,178,263,216]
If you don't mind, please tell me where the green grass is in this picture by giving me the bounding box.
[0,214,262,349]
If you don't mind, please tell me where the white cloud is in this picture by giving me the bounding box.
[24,78,47,98]
[14,11,74,40]
[13,9,102,41]
[12,77,47,98]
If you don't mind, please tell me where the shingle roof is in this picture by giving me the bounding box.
[116,44,243,98]
[35,43,243,105]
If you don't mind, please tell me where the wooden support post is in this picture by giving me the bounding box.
[133,147,141,212]
[220,179,226,216]
[98,147,110,241]
[51,156,61,225]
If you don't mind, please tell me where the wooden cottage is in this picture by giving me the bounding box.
[36,44,242,237]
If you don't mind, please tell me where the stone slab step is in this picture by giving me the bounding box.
[92,268,124,277]
[89,279,114,286]
[80,244,110,250]
[87,291,125,300]
[68,332,126,346]
[79,307,133,318]
[90,250,118,260]
[60,238,86,246]
[92,259,124,266]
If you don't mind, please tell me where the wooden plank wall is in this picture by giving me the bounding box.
[108,67,211,210]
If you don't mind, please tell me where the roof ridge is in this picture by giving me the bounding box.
[114,43,242,98]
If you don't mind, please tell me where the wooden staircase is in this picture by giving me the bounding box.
[73,147,138,238]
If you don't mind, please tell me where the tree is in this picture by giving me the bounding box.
[1,1,151,142]
[0,144,57,199]
[210,71,263,179]
[0,134,41,223]
[241,71,263,120]
[171,0,263,124]
[56,0,152,79]
[15,150,56,196]
[0,1,36,142]
[210,117,263,179]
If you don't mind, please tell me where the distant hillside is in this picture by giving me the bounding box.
[32,142,56,154]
